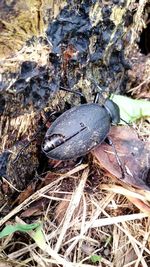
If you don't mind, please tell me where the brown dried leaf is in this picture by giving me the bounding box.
[16,184,36,204]
[55,194,83,225]
[55,194,71,225]
[21,199,48,218]
[92,126,150,191]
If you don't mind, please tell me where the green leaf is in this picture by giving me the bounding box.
[111,95,150,124]
[0,222,41,239]
[32,225,47,251]
[105,235,112,246]
[90,254,102,263]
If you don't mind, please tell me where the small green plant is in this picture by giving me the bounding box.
[0,222,40,238]
[90,254,102,263]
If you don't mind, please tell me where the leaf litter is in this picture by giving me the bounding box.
[92,126,150,191]
[0,1,150,267]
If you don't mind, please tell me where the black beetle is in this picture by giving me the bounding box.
[42,97,120,160]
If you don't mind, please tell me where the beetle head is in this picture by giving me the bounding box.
[104,99,120,124]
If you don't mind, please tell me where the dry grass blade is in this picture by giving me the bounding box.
[14,217,77,267]
[0,164,87,227]
[102,208,150,266]
[121,222,148,267]
[101,184,150,215]
[64,192,116,258]
[134,231,150,267]
[100,184,150,202]
[64,194,87,257]
[54,167,89,252]
[75,213,147,229]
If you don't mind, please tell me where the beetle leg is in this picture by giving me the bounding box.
[120,118,130,125]
[75,156,84,166]
[59,86,87,104]
[94,92,101,103]
[105,137,125,179]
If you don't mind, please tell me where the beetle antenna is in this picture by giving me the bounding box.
[120,118,130,126]
[88,76,108,105]
[59,86,87,104]
[88,76,104,94]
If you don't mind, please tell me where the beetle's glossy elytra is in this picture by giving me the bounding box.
[42,99,120,160]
